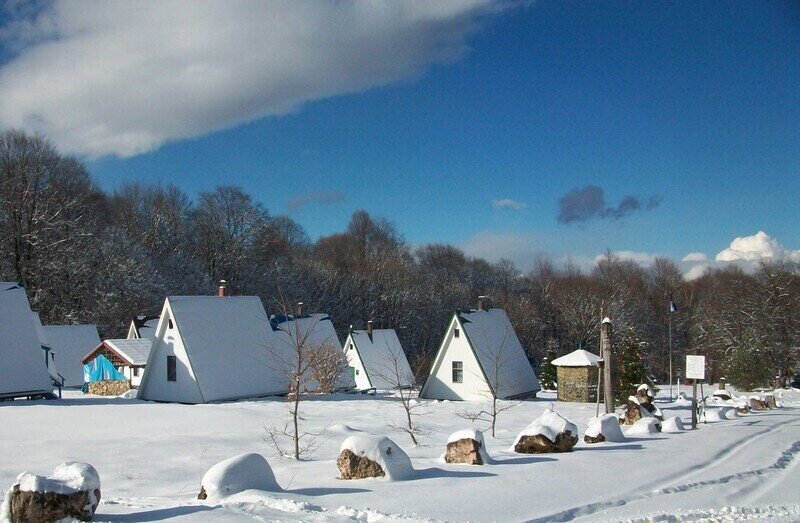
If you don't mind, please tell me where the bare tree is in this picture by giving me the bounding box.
[310,340,350,394]
[263,298,346,460]
[457,325,522,438]
[371,341,428,446]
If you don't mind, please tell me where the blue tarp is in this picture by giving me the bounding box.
[83,354,126,383]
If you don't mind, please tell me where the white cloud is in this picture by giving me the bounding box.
[681,232,799,280]
[491,198,527,211]
[682,252,708,262]
[0,0,501,158]
[715,231,800,263]
[460,231,541,270]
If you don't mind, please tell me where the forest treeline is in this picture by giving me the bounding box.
[1,130,797,389]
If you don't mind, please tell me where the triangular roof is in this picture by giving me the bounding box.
[128,315,159,342]
[422,308,540,400]
[346,329,413,389]
[270,313,355,391]
[551,349,600,367]
[139,296,292,403]
[42,325,102,386]
[83,338,152,366]
[0,282,53,398]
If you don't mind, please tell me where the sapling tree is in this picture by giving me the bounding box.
[263,297,346,460]
[371,338,428,445]
[456,325,522,438]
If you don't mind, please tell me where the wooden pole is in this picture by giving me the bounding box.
[601,317,614,414]
[691,379,698,429]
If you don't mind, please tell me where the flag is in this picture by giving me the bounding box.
[669,294,678,313]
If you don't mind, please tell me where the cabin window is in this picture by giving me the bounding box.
[452,361,463,383]
[454,327,460,338]
[167,356,177,382]
[355,369,360,375]
[168,318,174,329]
[133,367,140,377]
[349,344,353,351]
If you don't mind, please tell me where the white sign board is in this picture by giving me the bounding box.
[685,355,706,380]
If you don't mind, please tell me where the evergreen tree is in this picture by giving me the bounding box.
[615,326,649,405]
[540,345,557,391]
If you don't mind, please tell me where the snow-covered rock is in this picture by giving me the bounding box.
[712,389,732,401]
[513,409,578,453]
[661,416,685,432]
[623,417,661,436]
[444,429,491,465]
[701,406,733,422]
[338,435,414,481]
[2,462,100,522]
[198,453,280,500]
[584,414,625,443]
[120,388,138,399]
[675,392,693,407]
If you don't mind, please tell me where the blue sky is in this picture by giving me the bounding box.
[1,1,798,271]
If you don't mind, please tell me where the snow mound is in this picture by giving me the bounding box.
[702,406,734,422]
[446,429,492,463]
[339,435,414,481]
[513,408,578,447]
[623,417,661,436]
[661,416,685,432]
[328,424,361,434]
[712,389,732,400]
[200,453,280,500]
[119,389,138,399]
[2,462,100,520]
[585,414,625,442]
[675,392,693,407]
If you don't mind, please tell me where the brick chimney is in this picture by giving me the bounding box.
[366,320,374,341]
[477,295,487,311]
[217,280,227,297]
[296,302,305,316]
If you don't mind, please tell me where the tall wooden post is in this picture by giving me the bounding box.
[691,380,698,429]
[601,317,614,414]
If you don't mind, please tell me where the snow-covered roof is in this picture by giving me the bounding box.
[550,349,600,367]
[456,308,541,397]
[347,329,413,389]
[129,315,159,342]
[42,325,102,387]
[139,296,288,403]
[0,282,53,397]
[271,313,355,390]
[103,338,153,366]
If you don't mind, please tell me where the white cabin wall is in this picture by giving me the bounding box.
[344,336,371,390]
[138,304,202,403]
[422,316,492,401]
[126,322,138,340]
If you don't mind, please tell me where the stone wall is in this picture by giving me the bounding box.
[556,366,599,403]
[87,380,132,396]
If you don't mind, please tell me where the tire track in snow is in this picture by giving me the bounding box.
[527,431,800,522]
[640,415,797,494]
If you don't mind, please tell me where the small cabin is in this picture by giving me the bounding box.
[550,349,600,403]
[82,339,152,387]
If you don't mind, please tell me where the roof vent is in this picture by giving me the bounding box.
[217,280,227,297]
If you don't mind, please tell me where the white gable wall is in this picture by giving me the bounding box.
[138,301,203,403]
[126,321,137,340]
[420,315,492,401]
[343,334,371,390]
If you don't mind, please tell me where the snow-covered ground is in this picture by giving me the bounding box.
[1,387,799,522]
